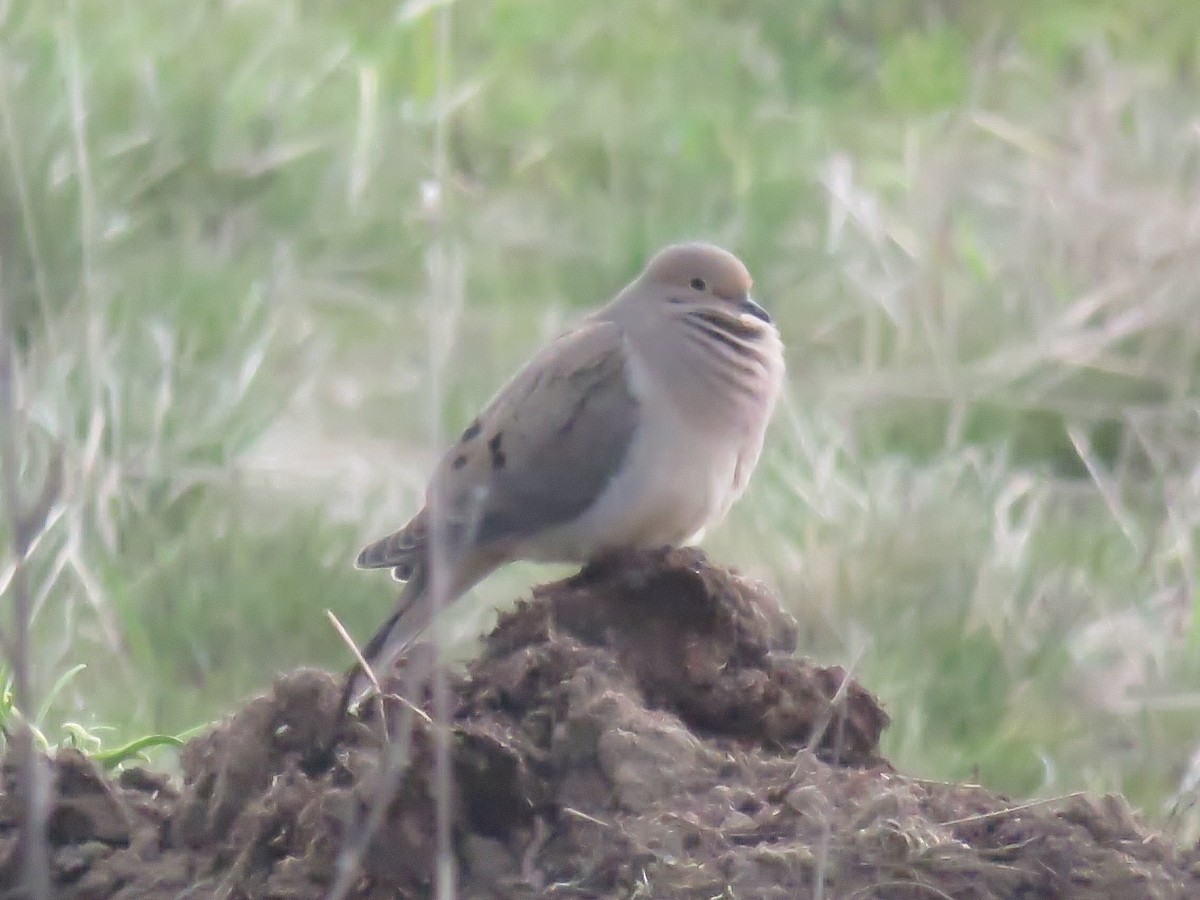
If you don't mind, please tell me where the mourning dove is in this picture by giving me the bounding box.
[346,242,785,703]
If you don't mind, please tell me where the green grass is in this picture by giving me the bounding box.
[3,0,1200,840]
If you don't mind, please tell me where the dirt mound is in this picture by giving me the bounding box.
[2,547,1198,898]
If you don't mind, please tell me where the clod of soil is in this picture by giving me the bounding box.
[2,547,1198,898]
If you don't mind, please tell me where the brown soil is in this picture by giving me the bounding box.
[2,547,1198,898]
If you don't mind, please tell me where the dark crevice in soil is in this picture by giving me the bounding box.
[1,547,1197,898]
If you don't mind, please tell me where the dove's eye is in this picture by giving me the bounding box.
[689,277,707,291]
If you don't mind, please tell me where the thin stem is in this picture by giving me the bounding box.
[430,3,457,898]
[0,267,51,899]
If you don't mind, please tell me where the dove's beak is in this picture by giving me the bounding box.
[741,296,772,324]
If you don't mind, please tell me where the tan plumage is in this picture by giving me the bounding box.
[346,242,785,704]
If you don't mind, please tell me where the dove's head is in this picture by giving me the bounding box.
[612,242,773,328]
[604,240,784,447]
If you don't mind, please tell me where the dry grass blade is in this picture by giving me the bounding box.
[938,792,1086,828]
[847,880,957,900]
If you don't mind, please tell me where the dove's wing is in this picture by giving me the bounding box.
[357,318,641,571]
[433,317,641,547]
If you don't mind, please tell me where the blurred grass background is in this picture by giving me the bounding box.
[3,0,1200,838]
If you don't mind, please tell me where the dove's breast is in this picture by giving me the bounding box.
[519,335,768,562]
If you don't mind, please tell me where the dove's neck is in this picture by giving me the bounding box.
[619,305,784,440]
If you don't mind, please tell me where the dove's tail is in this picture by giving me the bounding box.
[340,563,433,711]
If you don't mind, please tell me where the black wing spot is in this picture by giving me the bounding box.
[461,419,482,442]
[452,454,468,470]
[488,433,506,470]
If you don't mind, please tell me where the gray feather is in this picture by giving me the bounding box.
[340,567,430,709]
[355,509,427,580]
[429,319,640,548]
